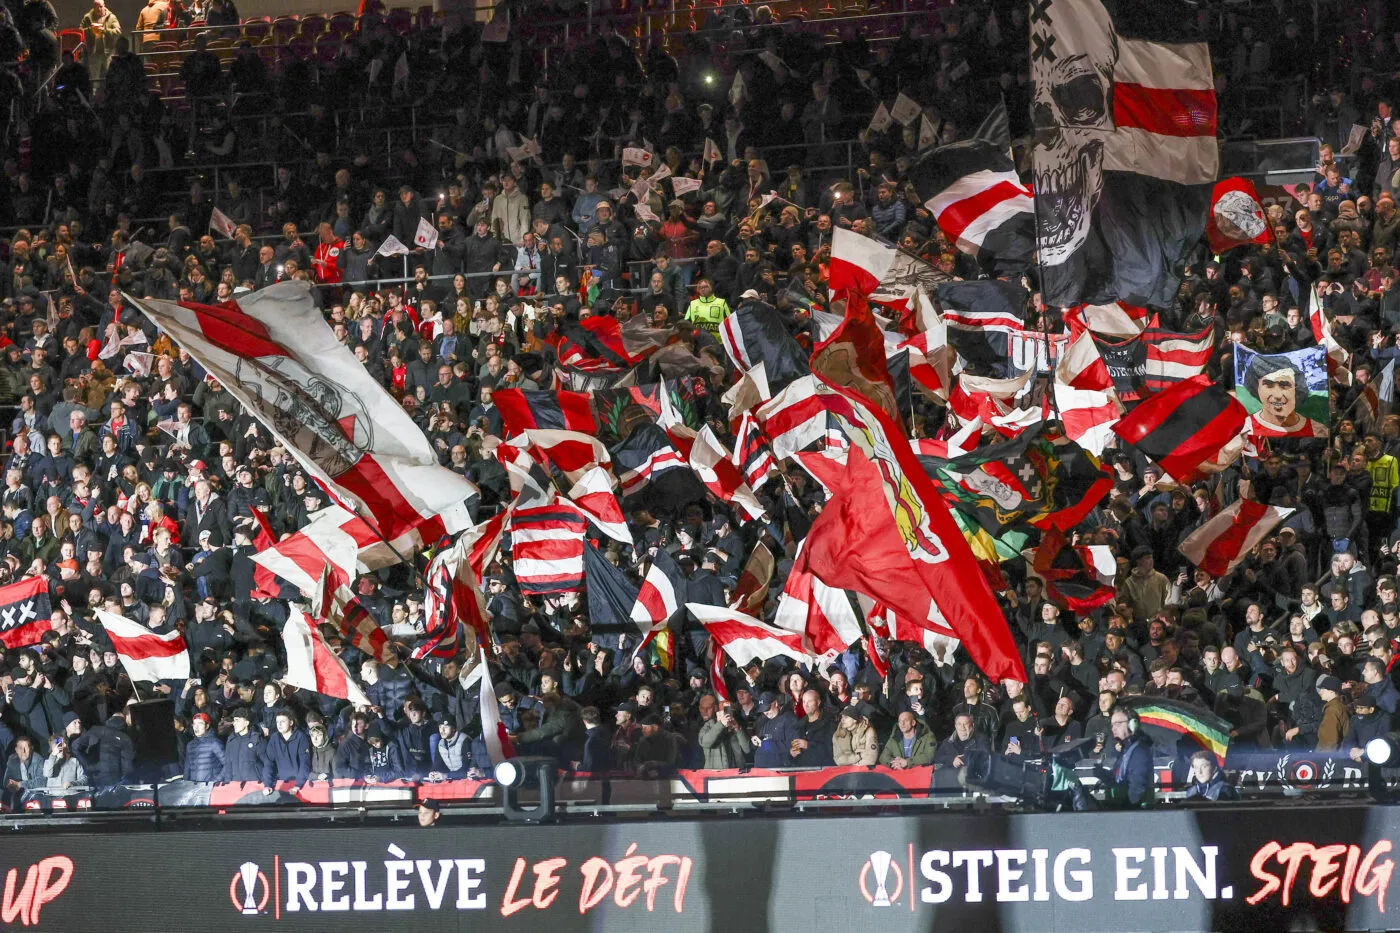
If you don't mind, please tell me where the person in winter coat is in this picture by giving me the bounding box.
[1345,695,1391,764]
[751,693,800,768]
[71,712,134,787]
[790,689,837,767]
[333,713,372,780]
[1315,675,1351,752]
[220,707,266,783]
[364,720,404,783]
[1100,707,1155,809]
[307,721,336,781]
[833,705,880,767]
[261,709,310,789]
[336,232,378,290]
[882,711,938,768]
[513,693,586,764]
[10,663,72,755]
[490,175,531,244]
[931,713,987,770]
[42,735,86,791]
[3,737,44,808]
[396,700,435,779]
[577,707,612,773]
[427,717,471,780]
[698,702,750,769]
[361,658,415,722]
[182,713,226,781]
[631,715,681,777]
[1183,750,1239,801]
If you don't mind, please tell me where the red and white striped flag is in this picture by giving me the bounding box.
[97,610,191,682]
[506,429,611,487]
[756,376,828,459]
[507,497,587,594]
[1057,323,1113,392]
[630,547,686,636]
[729,541,775,616]
[1054,323,1121,456]
[689,426,766,522]
[772,541,862,658]
[1144,315,1214,394]
[732,411,776,491]
[567,466,632,545]
[314,565,394,664]
[416,532,493,659]
[687,604,811,666]
[828,228,896,298]
[1178,499,1293,579]
[128,284,476,545]
[476,647,516,767]
[250,505,429,598]
[281,605,370,705]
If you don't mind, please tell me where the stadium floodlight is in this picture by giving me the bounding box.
[1366,736,1396,767]
[493,759,523,787]
[494,757,558,824]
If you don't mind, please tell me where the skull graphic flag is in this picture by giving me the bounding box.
[1031,0,1218,310]
[129,283,476,545]
[1205,177,1273,253]
[913,100,1035,267]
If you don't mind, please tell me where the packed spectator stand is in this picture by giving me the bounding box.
[0,0,1392,825]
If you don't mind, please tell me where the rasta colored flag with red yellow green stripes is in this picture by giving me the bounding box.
[1123,696,1231,765]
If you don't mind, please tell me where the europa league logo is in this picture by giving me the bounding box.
[230,861,269,915]
[859,849,903,907]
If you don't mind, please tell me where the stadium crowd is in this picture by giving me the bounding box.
[0,0,1394,809]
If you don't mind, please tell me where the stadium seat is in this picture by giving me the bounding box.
[300,15,327,38]
[59,29,85,59]
[271,16,300,42]
[327,13,357,36]
[242,15,271,41]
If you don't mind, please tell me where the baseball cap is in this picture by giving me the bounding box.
[755,692,780,713]
[1316,675,1343,694]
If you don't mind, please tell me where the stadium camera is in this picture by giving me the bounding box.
[494,756,558,824]
[959,750,1052,806]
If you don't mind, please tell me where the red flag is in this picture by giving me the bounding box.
[492,388,597,437]
[809,292,901,422]
[795,444,1007,675]
[1112,374,1246,484]
[779,379,1026,683]
[1205,177,1271,254]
